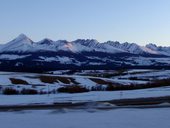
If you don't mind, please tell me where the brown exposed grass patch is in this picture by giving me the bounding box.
[90,78,114,85]
[39,76,58,84]
[105,78,170,91]
[69,78,80,85]
[57,85,89,93]
[20,88,38,95]
[55,76,71,84]
[3,88,19,95]
[10,78,29,85]
[39,76,79,84]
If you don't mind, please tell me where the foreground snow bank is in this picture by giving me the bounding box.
[0,108,170,128]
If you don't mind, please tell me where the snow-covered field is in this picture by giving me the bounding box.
[0,86,170,105]
[0,72,104,93]
[0,70,170,106]
[0,70,153,94]
[0,108,170,128]
[115,69,170,80]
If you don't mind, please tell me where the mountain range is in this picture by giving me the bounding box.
[0,34,170,72]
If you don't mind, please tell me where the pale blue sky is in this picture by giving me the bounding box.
[0,0,170,46]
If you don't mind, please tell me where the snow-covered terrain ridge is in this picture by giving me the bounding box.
[0,34,170,72]
[0,54,30,60]
[0,34,169,55]
[106,41,159,55]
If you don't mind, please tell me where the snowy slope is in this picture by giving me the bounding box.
[146,43,170,56]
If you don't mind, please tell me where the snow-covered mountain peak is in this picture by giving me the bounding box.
[55,40,68,44]
[17,33,29,39]
[106,41,120,45]
[74,39,99,48]
[38,38,54,45]
[12,34,33,44]
[0,34,34,52]
[146,43,158,50]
